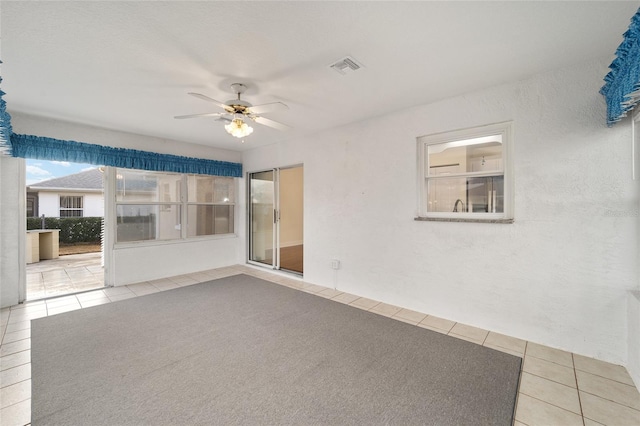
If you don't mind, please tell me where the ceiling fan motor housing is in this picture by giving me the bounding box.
[226,99,252,113]
[227,83,252,113]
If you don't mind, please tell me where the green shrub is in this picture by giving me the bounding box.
[27,217,102,244]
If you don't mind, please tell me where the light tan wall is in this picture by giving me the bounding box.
[279,167,303,247]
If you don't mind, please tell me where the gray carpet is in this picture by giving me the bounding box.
[32,274,521,425]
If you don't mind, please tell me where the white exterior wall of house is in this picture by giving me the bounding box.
[37,192,58,217]
[37,191,104,218]
[241,57,639,384]
[83,193,104,217]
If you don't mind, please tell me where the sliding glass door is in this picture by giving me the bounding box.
[248,170,277,268]
[248,166,303,274]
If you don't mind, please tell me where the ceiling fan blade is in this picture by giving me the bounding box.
[247,102,289,115]
[174,112,225,119]
[251,116,292,131]
[187,92,234,112]
[215,116,232,123]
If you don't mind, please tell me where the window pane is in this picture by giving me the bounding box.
[60,196,83,209]
[427,135,502,175]
[214,205,234,234]
[427,176,504,213]
[187,205,234,237]
[116,204,181,242]
[188,175,213,203]
[60,210,83,218]
[213,178,234,204]
[60,196,83,217]
[116,169,182,202]
[187,175,234,203]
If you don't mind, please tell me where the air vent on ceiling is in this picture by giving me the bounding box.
[329,56,364,75]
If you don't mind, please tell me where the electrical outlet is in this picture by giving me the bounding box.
[331,259,340,270]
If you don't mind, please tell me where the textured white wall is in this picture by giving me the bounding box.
[112,237,238,286]
[629,292,640,388]
[632,133,640,388]
[242,58,638,367]
[0,156,25,308]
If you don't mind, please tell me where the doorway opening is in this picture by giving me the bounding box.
[25,160,105,300]
[248,165,303,274]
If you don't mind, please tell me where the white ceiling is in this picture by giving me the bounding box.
[1,1,638,151]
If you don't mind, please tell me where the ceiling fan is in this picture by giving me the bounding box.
[174,83,290,138]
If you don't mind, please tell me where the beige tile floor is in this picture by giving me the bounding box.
[2,264,639,426]
[26,252,104,300]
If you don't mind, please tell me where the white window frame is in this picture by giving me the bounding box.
[59,195,84,217]
[416,121,514,222]
[112,168,237,245]
[186,175,235,237]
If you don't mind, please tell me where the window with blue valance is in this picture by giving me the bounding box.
[601,7,640,126]
[0,70,241,177]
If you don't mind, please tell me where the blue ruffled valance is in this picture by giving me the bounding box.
[0,73,13,155]
[10,134,242,177]
[601,8,640,126]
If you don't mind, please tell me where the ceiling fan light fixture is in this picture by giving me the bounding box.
[178,84,290,136]
[225,117,253,138]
